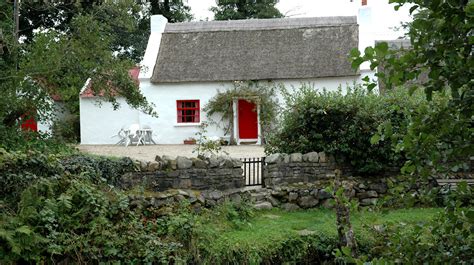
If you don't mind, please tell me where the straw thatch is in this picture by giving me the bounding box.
[151,17,358,83]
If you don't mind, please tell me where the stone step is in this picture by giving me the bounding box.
[250,193,267,202]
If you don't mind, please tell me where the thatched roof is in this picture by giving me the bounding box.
[151,17,358,83]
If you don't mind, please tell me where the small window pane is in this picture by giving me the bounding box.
[177,100,200,123]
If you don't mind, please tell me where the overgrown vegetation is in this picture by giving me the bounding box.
[0,148,178,263]
[1,144,472,263]
[0,126,75,154]
[0,149,135,211]
[265,85,425,175]
[351,0,473,178]
[204,80,281,144]
[194,207,450,264]
[0,177,180,263]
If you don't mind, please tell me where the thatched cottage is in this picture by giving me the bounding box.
[79,14,371,145]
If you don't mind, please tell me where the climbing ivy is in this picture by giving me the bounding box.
[203,81,281,144]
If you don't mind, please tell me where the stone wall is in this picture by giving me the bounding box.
[119,152,435,211]
[121,155,244,191]
[264,152,352,187]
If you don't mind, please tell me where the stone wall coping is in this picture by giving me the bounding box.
[135,155,243,172]
[266,152,331,164]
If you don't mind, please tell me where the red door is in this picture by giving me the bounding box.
[20,114,38,132]
[238,99,258,139]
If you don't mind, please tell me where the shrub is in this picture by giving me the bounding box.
[265,85,424,175]
[60,154,136,185]
[0,148,63,209]
[0,125,75,154]
[340,188,474,264]
[0,149,135,210]
[51,115,81,143]
[0,178,180,263]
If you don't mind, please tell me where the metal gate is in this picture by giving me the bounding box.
[241,157,265,186]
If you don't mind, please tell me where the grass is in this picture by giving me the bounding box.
[195,207,442,263]
[206,207,440,242]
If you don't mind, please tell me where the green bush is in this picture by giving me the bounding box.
[0,178,180,263]
[265,85,424,175]
[60,154,136,185]
[340,193,473,264]
[0,125,75,154]
[0,149,135,210]
[51,115,81,143]
[378,204,474,264]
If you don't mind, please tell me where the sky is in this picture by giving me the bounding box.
[188,0,413,39]
[189,0,362,20]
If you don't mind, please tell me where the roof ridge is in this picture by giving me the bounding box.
[164,16,357,33]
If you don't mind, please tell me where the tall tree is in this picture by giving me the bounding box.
[18,0,145,62]
[134,0,194,62]
[0,0,155,135]
[17,0,193,62]
[211,0,283,20]
[149,0,193,22]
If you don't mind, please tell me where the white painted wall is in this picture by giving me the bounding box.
[80,97,139,144]
[139,15,168,80]
[79,74,377,145]
[138,80,228,144]
[137,75,366,144]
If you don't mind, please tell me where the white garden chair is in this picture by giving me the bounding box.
[125,123,141,147]
[112,125,129,146]
[113,124,156,147]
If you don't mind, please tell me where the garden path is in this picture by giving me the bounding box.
[78,144,265,161]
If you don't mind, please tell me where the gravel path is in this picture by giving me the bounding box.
[78,144,265,161]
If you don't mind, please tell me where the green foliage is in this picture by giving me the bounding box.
[266,84,425,174]
[0,1,156,143]
[149,0,194,22]
[0,149,135,211]
[51,115,80,143]
[0,178,180,263]
[60,154,136,185]
[351,0,473,177]
[399,101,473,177]
[211,0,284,20]
[215,200,255,229]
[339,191,474,264]
[379,206,473,264]
[193,207,442,264]
[193,122,229,158]
[0,126,75,154]
[204,80,281,144]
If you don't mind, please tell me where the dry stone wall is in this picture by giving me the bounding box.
[121,155,244,191]
[264,152,352,187]
[119,152,433,211]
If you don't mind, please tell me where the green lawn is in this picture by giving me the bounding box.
[195,207,442,263]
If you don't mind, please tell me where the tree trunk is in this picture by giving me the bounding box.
[334,169,358,258]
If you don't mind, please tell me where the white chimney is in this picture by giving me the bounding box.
[139,15,168,80]
[150,15,168,33]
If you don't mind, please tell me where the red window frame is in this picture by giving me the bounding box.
[177,100,200,123]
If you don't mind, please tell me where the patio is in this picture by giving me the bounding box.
[78,144,265,161]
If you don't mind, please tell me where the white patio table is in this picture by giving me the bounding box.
[114,124,156,146]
